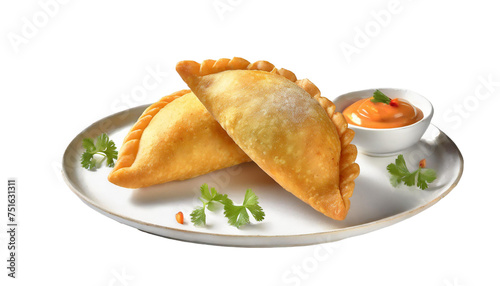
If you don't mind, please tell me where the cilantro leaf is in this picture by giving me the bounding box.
[190,184,234,226]
[200,183,212,201]
[190,184,214,226]
[190,206,206,227]
[224,189,265,228]
[243,188,259,205]
[82,138,96,152]
[103,140,117,167]
[387,155,407,186]
[95,133,109,152]
[80,152,96,170]
[213,193,232,206]
[246,204,265,222]
[242,189,265,222]
[206,201,219,212]
[190,185,265,228]
[387,155,438,190]
[403,170,418,187]
[371,89,392,105]
[80,133,118,170]
[417,168,437,190]
[224,203,250,228]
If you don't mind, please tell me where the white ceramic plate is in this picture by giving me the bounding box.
[63,105,463,247]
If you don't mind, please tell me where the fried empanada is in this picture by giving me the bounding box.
[176,57,360,220]
[108,90,251,188]
[109,59,339,189]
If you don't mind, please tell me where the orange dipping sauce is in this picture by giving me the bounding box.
[343,98,423,129]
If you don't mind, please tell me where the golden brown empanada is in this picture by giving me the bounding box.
[176,57,359,220]
[109,59,340,189]
[108,90,251,188]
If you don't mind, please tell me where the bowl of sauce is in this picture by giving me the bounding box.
[333,88,433,156]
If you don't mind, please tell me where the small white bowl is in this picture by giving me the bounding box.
[332,88,433,156]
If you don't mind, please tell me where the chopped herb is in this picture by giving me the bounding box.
[387,155,437,190]
[81,133,117,170]
[371,89,392,105]
[190,184,265,228]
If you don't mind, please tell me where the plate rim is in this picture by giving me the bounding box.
[62,105,464,247]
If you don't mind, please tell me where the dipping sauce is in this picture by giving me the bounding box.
[343,97,423,129]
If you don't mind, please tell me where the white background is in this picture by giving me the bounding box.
[1,0,499,285]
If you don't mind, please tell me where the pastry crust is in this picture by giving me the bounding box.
[108,90,251,188]
[176,57,359,220]
[109,60,340,189]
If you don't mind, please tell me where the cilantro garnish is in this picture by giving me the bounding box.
[370,89,392,105]
[190,184,265,228]
[387,155,437,190]
[224,189,265,228]
[80,133,118,170]
[190,184,231,226]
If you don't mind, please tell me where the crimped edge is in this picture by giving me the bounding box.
[108,89,190,182]
[176,57,360,219]
[302,80,360,215]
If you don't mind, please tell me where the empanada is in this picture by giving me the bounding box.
[109,59,342,189]
[177,57,360,220]
[108,90,251,188]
